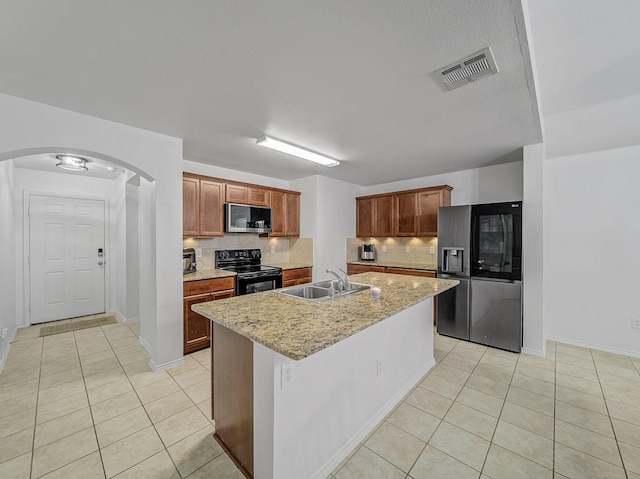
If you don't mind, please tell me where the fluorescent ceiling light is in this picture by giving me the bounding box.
[256,135,340,167]
[55,155,88,172]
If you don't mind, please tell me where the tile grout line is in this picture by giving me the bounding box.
[589,347,628,476]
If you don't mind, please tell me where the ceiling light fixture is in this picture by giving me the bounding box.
[55,155,89,172]
[256,135,340,167]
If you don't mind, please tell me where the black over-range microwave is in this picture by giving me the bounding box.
[224,203,272,234]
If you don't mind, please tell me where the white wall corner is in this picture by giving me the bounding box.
[522,143,545,355]
[148,356,185,372]
[0,326,18,374]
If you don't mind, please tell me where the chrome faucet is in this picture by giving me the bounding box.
[326,269,345,292]
[338,268,351,291]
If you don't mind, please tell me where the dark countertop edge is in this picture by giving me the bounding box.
[263,262,314,270]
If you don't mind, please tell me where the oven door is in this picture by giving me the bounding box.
[237,273,283,295]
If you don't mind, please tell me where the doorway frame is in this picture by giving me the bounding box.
[22,190,111,326]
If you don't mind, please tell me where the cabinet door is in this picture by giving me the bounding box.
[373,195,394,237]
[418,189,451,236]
[356,198,374,237]
[226,184,248,204]
[285,193,300,237]
[183,177,200,237]
[270,190,285,237]
[184,293,212,354]
[248,187,270,206]
[211,289,235,301]
[394,193,418,236]
[200,180,224,236]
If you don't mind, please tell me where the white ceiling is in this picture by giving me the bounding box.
[0,1,542,186]
[527,0,640,158]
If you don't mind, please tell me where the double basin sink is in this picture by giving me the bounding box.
[278,280,371,303]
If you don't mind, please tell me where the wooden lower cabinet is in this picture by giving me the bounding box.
[212,323,254,478]
[183,277,235,354]
[282,267,313,287]
[346,263,386,274]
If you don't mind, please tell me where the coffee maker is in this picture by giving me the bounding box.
[360,244,375,261]
[183,248,197,274]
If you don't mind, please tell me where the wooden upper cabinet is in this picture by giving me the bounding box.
[355,195,393,237]
[374,195,394,237]
[200,179,224,236]
[184,173,300,238]
[183,175,224,237]
[270,190,285,237]
[417,187,452,236]
[270,191,299,237]
[225,183,248,204]
[285,193,300,237]
[356,185,452,238]
[356,198,374,237]
[226,183,271,207]
[394,192,418,236]
[183,176,200,237]
[248,186,270,207]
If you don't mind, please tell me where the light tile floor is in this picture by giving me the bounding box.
[329,334,640,479]
[1,317,640,478]
[0,315,244,479]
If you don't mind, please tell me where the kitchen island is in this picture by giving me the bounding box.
[193,272,458,479]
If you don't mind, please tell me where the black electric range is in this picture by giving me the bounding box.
[215,249,282,295]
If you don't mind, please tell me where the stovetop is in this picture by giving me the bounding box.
[219,264,281,274]
[215,249,282,276]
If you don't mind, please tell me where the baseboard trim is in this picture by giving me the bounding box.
[547,335,640,359]
[149,356,184,372]
[138,335,153,355]
[0,326,18,374]
[521,347,546,358]
[310,357,436,479]
[112,310,139,325]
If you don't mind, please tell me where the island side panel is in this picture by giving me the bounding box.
[213,322,254,477]
[254,298,434,479]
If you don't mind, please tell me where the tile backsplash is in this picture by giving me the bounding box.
[183,235,313,269]
[346,237,438,266]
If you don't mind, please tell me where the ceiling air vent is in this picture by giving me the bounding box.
[435,47,498,91]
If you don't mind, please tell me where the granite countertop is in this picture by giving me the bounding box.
[264,262,313,270]
[183,268,237,282]
[348,260,438,271]
[192,272,458,360]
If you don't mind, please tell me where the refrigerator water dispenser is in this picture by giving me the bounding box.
[442,248,464,274]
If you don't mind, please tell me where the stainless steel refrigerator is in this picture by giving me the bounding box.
[436,202,522,353]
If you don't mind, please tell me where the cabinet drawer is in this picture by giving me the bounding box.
[385,268,435,278]
[282,267,312,282]
[184,277,236,296]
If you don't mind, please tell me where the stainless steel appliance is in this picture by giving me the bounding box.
[224,203,272,234]
[436,202,522,352]
[215,249,282,295]
[360,243,375,261]
[183,248,196,275]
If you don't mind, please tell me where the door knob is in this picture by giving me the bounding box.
[98,261,104,266]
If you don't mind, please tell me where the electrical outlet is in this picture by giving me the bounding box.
[195,248,202,258]
[376,359,383,377]
[0,328,7,340]
[271,245,276,253]
[429,246,436,255]
[632,318,640,329]
[281,361,294,389]
[382,245,387,253]
[406,245,411,253]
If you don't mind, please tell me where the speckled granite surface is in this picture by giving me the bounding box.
[192,272,458,360]
[263,262,313,270]
[348,260,437,271]
[183,268,236,282]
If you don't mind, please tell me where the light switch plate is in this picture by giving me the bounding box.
[406,246,411,253]
[382,245,387,253]
[429,246,436,254]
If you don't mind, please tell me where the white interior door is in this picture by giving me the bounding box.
[29,195,106,323]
